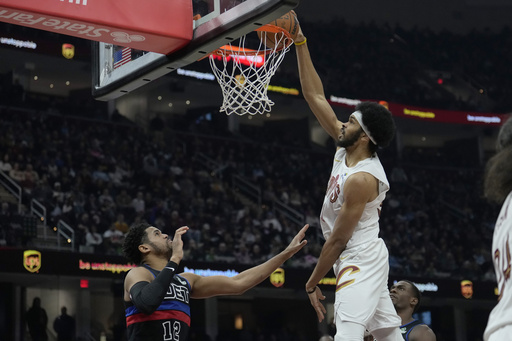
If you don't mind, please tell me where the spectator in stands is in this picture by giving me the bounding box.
[234,242,252,264]
[98,188,114,207]
[116,189,133,213]
[103,224,125,255]
[143,152,159,176]
[85,225,104,253]
[131,191,145,216]
[9,162,25,183]
[0,153,12,173]
[76,213,91,247]
[23,163,39,193]
[52,182,65,206]
[113,213,129,234]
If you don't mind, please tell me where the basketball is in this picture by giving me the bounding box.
[258,11,299,49]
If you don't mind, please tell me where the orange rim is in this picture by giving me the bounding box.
[210,24,293,57]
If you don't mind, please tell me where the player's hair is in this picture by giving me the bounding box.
[402,280,422,313]
[122,222,152,265]
[356,102,396,154]
[484,117,512,204]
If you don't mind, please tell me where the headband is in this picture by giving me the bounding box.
[351,111,377,145]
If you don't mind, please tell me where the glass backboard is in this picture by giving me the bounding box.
[92,0,300,101]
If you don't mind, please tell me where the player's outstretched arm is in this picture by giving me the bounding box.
[182,224,309,299]
[294,19,342,141]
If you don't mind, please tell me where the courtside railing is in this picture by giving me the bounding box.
[273,198,304,227]
[31,198,47,228]
[232,174,261,208]
[57,220,75,251]
[0,169,22,213]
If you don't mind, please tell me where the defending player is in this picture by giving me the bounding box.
[390,280,436,341]
[294,18,402,341]
[483,116,512,341]
[122,222,309,341]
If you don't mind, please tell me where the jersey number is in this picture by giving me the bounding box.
[163,321,181,341]
[494,236,511,301]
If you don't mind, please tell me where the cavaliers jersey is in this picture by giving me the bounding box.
[125,266,191,341]
[320,148,389,250]
[484,192,512,341]
[400,319,425,341]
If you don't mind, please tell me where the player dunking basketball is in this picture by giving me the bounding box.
[483,117,512,341]
[122,222,309,341]
[294,17,402,341]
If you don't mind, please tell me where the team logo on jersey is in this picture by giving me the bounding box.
[270,268,285,288]
[336,265,360,292]
[24,250,41,273]
[460,280,473,299]
[176,276,188,286]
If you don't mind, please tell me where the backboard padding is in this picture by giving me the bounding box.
[92,0,300,101]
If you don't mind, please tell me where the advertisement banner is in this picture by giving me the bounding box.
[0,248,499,300]
[0,0,192,54]
[329,96,508,126]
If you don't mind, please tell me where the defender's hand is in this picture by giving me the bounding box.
[170,226,189,263]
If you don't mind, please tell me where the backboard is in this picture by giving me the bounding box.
[92,0,300,101]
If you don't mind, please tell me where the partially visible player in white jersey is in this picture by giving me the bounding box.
[294,17,402,341]
[483,116,512,341]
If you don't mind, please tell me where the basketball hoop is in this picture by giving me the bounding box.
[208,25,293,116]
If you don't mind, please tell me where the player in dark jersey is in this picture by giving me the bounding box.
[389,280,436,341]
[122,222,309,341]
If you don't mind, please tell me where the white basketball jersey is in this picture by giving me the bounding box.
[484,191,512,341]
[320,148,389,249]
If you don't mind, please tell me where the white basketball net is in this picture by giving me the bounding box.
[209,29,293,116]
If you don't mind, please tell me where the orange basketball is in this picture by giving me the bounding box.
[258,11,299,49]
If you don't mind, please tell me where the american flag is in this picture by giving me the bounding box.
[113,47,131,69]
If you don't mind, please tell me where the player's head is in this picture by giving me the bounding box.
[353,102,396,154]
[122,222,153,264]
[390,280,422,314]
[484,116,512,203]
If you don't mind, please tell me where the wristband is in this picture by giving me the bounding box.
[165,261,179,271]
[306,286,317,294]
[295,38,307,46]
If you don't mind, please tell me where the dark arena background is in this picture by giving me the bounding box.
[0,0,510,340]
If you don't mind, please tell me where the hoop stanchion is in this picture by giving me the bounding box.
[209,25,293,116]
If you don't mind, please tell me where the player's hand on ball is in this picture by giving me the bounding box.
[290,10,306,44]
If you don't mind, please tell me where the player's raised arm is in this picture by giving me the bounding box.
[294,19,342,141]
[181,224,309,299]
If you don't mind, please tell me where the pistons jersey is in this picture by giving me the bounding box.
[125,266,191,341]
[400,320,425,341]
